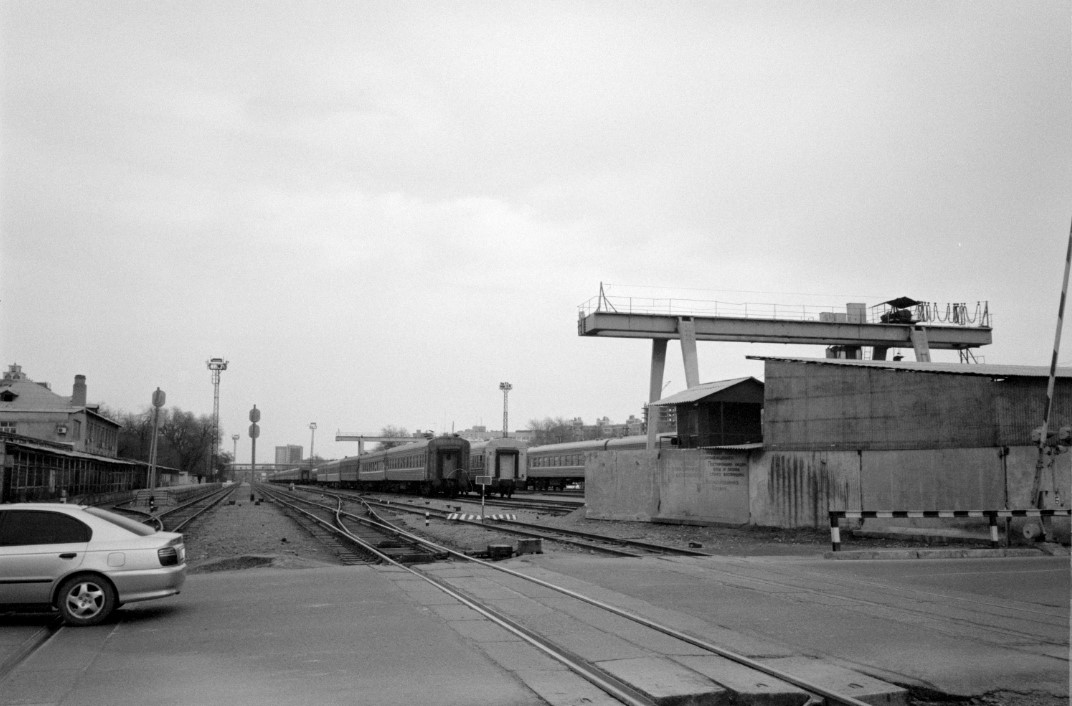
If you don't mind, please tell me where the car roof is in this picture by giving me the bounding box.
[1,503,93,512]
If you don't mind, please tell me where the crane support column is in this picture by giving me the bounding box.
[910,327,932,362]
[647,339,668,450]
[679,317,700,388]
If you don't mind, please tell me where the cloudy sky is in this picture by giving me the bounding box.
[2,1,1070,463]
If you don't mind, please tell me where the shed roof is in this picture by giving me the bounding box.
[748,356,1072,379]
[0,434,136,464]
[648,377,763,407]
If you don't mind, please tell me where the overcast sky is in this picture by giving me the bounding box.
[2,1,1070,463]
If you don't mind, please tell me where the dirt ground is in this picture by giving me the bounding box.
[183,490,1006,572]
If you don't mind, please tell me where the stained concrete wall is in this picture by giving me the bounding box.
[586,444,1070,533]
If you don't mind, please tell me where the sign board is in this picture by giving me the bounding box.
[475,475,492,486]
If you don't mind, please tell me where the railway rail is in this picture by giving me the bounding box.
[322,490,879,706]
[109,485,237,532]
[323,489,712,558]
[257,485,445,564]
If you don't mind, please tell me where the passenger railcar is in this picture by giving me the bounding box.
[525,434,674,491]
[468,438,527,497]
[266,465,311,485]
[348,435,471,496]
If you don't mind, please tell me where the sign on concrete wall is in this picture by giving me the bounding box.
[584,448,751,525]
[656,449,750,525]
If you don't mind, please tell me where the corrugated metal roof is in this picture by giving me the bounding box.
[0,436,137,464]
[747,356,1072,378]
[648,377,761,407]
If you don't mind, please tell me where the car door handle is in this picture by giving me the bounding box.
[58,553,77,559]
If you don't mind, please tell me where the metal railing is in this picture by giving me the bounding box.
[578,290,991,328]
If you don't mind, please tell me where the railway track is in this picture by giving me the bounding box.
[258,486,445,564]
[318,489,711,558]
[110,485,237,532]
[321,493,885,706]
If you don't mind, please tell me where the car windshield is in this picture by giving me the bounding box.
[84,507,157,536]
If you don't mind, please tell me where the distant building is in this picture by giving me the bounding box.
[0,364,120,457]
[643,403,676,437]
[274,445,303,465]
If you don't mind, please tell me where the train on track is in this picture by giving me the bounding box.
[267,434,676,496]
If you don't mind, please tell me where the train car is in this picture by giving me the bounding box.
[266,466,303,485]
[468,438,527,497]
[314,458,344,488]
[266,465,313,485]
[360,435,471,496]
[524,434,675,491]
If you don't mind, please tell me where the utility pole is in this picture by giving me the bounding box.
[499,382,512,438]
[309,422,317,462]
[206,357,228,481]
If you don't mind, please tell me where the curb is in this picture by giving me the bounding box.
[824,547,1049,560]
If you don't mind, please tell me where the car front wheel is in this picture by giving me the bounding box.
[57,575,117,626]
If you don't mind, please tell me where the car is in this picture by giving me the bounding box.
[0,503,186,626]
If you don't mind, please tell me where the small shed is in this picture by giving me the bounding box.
[650,377,764,448]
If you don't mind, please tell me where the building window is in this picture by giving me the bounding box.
[0,421,15,434]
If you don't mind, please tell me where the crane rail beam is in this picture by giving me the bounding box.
[578,312,992,349]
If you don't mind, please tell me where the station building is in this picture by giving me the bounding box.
[586,358,1071,535]
[0,364,152,503]
[0,364,120,457]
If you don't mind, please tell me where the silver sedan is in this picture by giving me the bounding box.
[0,503,186,626]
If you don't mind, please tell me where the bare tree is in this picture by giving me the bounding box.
[527,417,576,445]
[377,425,411,450]
[160,408,216,479]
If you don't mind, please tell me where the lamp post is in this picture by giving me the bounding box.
[309,422,317,462]
[499,382,512,438]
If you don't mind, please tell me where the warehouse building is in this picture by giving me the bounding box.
[586,358,1070,536]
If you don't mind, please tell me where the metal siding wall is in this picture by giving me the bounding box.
[765,361,1006,450]
[992,378,1072,446]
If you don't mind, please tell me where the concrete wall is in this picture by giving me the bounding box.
[585,450,659,521]
[749,450,860,527]
[587,444,1070,531]
[586,449,751,525]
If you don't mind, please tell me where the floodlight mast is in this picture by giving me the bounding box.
[207,358,228,481]
[499,382,512,438]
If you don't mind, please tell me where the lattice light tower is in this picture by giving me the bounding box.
[207,358,229,480]
[499,382,512,438]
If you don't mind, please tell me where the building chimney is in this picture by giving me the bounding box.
[72,375,87,407]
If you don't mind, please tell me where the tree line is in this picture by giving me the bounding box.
[100,404,229,481]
